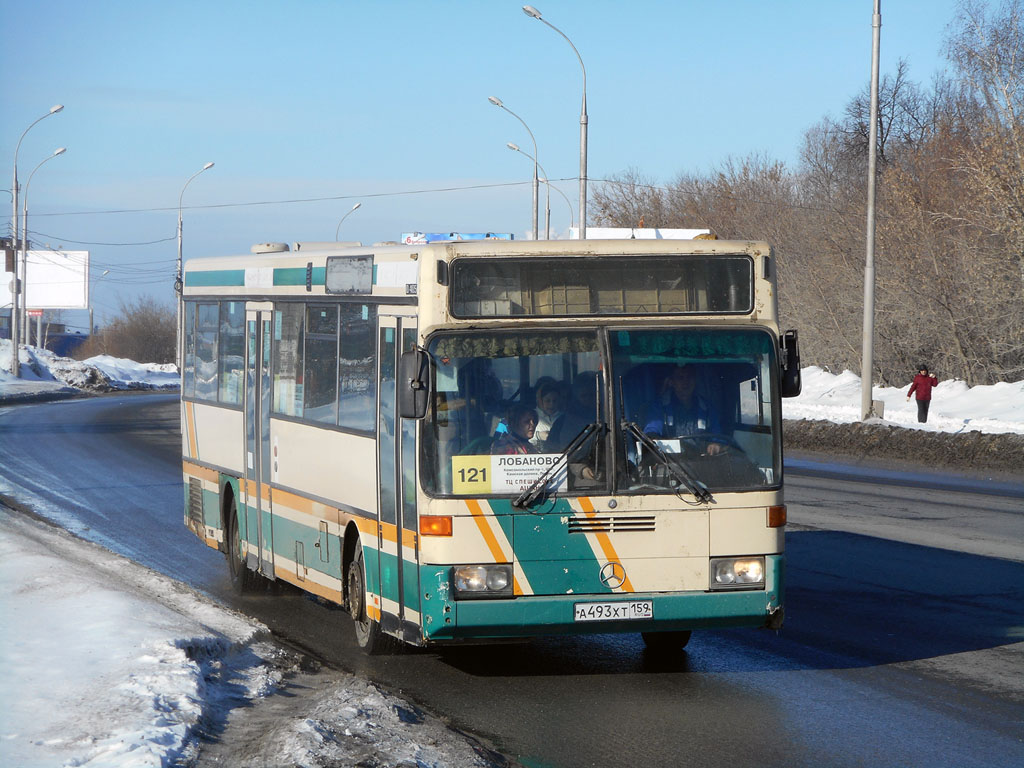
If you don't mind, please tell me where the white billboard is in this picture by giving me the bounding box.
[0,249,90,310]
[568,227,711,240]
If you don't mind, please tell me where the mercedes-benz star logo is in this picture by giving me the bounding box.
[599,561,626,589]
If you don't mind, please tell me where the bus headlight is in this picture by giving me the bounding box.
[710,557,765,590]
[452,564,513,599]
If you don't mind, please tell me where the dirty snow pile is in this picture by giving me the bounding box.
[0,339,177,400]
[0,511,503,768]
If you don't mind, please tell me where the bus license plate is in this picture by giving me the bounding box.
[573,600,653,622]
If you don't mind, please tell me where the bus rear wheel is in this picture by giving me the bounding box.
[346,548,392,654]
[641,630,692,653]
[226,501,260,595]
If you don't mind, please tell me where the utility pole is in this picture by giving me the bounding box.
[860,0,882,420]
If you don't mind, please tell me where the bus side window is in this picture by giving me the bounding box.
[272,303,304,417]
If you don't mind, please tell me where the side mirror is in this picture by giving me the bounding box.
[780,329,802,398]
[399,348,431,419]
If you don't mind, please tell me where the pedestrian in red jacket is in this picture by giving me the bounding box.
[906,365,938,423]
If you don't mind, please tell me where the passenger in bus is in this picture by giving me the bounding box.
[643,364,725,454]
[492,405,540,455]
[531,380,566,449]
[457,358,503,439]
[548,371,600,449]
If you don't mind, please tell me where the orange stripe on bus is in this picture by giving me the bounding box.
[578,497,635,593]
[465,499,508,563]
[465,500,523,594]
[272,487,314,515]
[185,402,198,458]
[182,461,218,483]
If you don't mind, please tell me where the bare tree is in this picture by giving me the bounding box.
[74,296,176,364]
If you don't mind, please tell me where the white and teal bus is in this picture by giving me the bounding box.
[181,238,801,653]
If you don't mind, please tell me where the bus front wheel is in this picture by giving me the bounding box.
[641,630,692,653]
[347,549,391,654]
[226,501,260,595]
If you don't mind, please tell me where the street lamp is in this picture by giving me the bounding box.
[175,161,214,369]
[20,147,67,347]
[507,142,556,239]
[522,6,588,238]
[509,143,575,236]
[335,202,362,240]
[861,0,883,420]
[9,104,63,375]
[489,96,539,240]
[89,269,111,340]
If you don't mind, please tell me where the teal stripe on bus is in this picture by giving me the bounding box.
[185,269,246,287]
[488,498,607,596]
[273,266,327,286]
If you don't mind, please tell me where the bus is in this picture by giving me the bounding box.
[180,238,801,653]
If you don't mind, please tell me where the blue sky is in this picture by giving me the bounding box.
[2,0,960,327]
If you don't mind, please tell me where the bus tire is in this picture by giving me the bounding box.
[226,500,260,595]
[641,630,692,653]
[347,548,391,654]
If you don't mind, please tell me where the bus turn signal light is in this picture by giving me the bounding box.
[421,515,453,536]
[768,505,787,528]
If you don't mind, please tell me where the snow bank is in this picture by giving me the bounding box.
[0,340,177,400]
[0,512,504,768]
[0,511,269,767]
[784,366,1024,435]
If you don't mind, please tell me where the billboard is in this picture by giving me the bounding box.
[568,227,711,240]
[401,232,514,244]
[0,249,90,310]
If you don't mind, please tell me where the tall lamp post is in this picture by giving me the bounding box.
[860,0,882,420]
[9,104,63,376]
[507,143,554,240]
[20,147,67,348]
[175,162,214,369]
[522,6,587,238]
[488,96,539,240]
[335,202,362,240]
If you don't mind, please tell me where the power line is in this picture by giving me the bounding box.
[29,178,556,218]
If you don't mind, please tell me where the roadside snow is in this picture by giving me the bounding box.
[0,512,504,768]
[1,346,1022,766]
[3,340,1021,434]
[0,340,177,400]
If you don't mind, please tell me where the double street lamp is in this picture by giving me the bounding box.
[489,96,540,240]
[9,104,63,376]
[20,147,67,346]
[522,6,588,238]
[507,142,558,240]
[509,143,575,236]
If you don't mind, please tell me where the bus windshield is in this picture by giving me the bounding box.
[422,328,779,497]
[611,328,779,493]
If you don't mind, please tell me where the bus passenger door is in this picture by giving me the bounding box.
[243,308,275,579]
[376,315,420,639]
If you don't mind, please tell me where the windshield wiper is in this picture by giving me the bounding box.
[513,422,603,509]
[621,420,714,504]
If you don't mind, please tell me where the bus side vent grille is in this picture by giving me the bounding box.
[568,516,656,534]
[188,478,204,524]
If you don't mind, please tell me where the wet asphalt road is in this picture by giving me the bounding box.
[1,393,1022,767]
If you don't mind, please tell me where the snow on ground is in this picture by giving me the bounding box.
[0,340,177,401]
[3,339,1021,434]
[784,366,1024,435]
[0,512,504,768]
[1,344,1022,766]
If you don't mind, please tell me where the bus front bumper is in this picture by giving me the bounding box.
[419,555,784,642]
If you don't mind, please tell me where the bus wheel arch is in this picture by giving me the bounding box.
[225,492,259,594]
[343,524,392,654]
[218,481,237,555]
